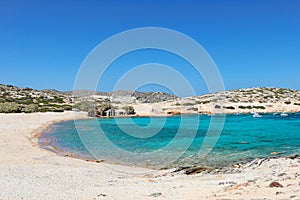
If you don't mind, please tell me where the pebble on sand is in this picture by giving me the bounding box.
[269,181,284,188]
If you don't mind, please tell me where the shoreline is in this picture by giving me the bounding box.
[35,118,153,169]
[95,111,300,119]
[36,113,300,172]
[30,113,90,151]
[33,118,97,163]
[32,113,170,172]
[1,111,300,199]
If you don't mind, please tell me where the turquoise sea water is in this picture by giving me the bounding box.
[39,113,300,169]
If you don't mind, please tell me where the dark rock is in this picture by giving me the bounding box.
[218,181,236,185]
[269,181,283,188]
[287,154,299,159]
[173,166,192,173]
[149,192,162,197]
[278,173,287,177]
[185,166,212,175]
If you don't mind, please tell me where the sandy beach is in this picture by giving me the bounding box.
[0,111,300,199]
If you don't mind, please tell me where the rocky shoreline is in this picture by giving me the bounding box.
[173,154,299,175]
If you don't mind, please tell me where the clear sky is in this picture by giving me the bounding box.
[0,0,299,96]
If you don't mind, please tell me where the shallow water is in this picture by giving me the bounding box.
[39,113,300,169]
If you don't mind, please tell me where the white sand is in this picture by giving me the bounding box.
[0,112,299,199]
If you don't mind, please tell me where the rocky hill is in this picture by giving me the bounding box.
[0,84,73,113]
[196,87,300,104]
[162,87,300,115]
[0,84,178,113]
[1,84,300,114]
[70,90,178,103]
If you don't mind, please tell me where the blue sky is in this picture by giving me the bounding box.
[0,0,299,96]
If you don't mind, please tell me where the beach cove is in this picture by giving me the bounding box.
[39,113,300,170]
[1,111,300,199]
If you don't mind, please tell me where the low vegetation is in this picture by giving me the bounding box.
[238,105,253,109]
[224,106,235,110]
[182,102,196,106]
[214,105,221,109]
[187,107,198,111]
[238,105,266,110]
[0,84,72,113]
[123,106,136,115]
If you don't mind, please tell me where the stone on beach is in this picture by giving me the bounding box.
[269,181,284,188]
[184,166,213,175]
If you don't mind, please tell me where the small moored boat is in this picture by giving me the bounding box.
[280,112,288,117]
[253,112,262,118]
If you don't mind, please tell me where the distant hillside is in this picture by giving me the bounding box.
[0,84,178,113]
[68,89,178,103]
[195,87,300,104]
[168,87,300,114]
[1,84,300,114]
[0,84,72,113]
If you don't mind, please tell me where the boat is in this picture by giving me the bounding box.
[280,112,288,117]
[253,112,262,118]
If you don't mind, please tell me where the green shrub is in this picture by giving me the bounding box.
[214,105,221,109]
[187,107,198,111]
[99,102,112,111]
[201,101,211,104]
[73,101,94,111]
[22,104,39,113]
[0,102,22,113]
[224,106,235,110]
[63,105,72,110]
[253,106,266,109]
[123,106,135,115]
[38,108,49,112]
[238,105,252,109]
[53,109,64,112]
[182,102,196,106]
[23,87,33,91]
[284,101,291,104]
[53,96,64,103]
[37,97,51,104]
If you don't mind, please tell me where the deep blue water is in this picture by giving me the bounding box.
[39,113,300,169]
